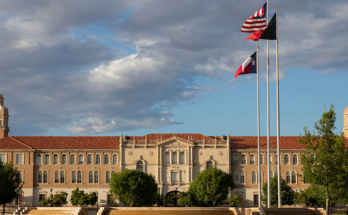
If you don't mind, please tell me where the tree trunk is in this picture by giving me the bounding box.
[3,203,5,214]
[326,198,329,215]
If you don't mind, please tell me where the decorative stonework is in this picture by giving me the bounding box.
[272,166,276,170]
[290,166,294,170]
[199,151,202,156]
[128,151,133,156]
[218,151,223,156]
[149,151,153,156]
[169,141,182,146]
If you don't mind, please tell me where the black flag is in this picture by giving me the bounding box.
[260,13,277,40]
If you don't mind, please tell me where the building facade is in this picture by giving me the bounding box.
[0,93,347,207]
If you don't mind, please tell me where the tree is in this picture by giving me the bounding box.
[189,167,234,207]
[299,105,348,213]
[227,194,243,207]
[109,169,158,207]
[166,193,175,204]
[178,191,195,207]
[70,187,97,206]
[295,186,326,207]
[262,175,295,206]
[40,192,68,207]
[0,161,22,214]
[87,192,98,206]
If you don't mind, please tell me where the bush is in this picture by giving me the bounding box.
[70,187,98,206]
[40,192,68,207]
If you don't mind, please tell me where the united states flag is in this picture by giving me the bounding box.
[241,3,267,33]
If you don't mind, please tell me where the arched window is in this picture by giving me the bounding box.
[55,170,59,183]
[180,152,185,164]
[96,154,101,164]
[94,171,99,183]
[104,154,109,164]
[252,171,256,184]
[233,154,238,164]
[260,154,263,164]
[165,152,170,164]
[79,154,83,164]
[293,154,298,165]
[292,171,297,184]
[71,154,75,164]
[53,154,58,164]
[250,154,255,164]
[45,154,50,164]
[206,161,213,168]
[240,171,245,184]
[276,154,278,164]
[284,154,289,164]
[72,171,76,183]
[60,171,65,183]
[137,161,144,172]
[77,171,82,183]
[106,171,110,183]
[234,171,239,183]
[286,171,291,183]
[303,175,306,184]
[62,154,67,164]
[172,152,177,164]
[43,171,48,183]
[36,154,41,165]
[113,154,118,164]
[38,170,42,183]
[87,154,92,164]
[89,171,93,183]
[241,154,246,164]
[269,154,272,165]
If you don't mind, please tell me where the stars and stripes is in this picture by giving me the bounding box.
[241,3,267,33]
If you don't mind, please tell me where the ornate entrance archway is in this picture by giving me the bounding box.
[164,191,180,207]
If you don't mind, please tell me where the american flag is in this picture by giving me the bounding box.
[241,3,267,33]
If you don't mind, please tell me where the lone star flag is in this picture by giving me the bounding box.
[241,3,267,33]
[235,52,257,78]
[245,13,277,42]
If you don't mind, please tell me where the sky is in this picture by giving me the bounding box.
[0,0,347,137]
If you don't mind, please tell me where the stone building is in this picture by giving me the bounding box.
[0,93,347,207]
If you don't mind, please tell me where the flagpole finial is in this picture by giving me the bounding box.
[256,44,259,48]
[276,6,278,9]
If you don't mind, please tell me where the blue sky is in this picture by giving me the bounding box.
[0,0,347,137]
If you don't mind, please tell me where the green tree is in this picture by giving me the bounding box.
[178,191,195,207]
[40,192,68,207]
[109,169,158,207]
[156,194,164,207]
[295,186,326,207]
[166,193,175,204]
[299,105,348,213]
[87,192,98,206]
[262,175,295,206]
[227,194,243,207]
[70,187,97,206]
[189,167,234,207]
[0,161,22,214]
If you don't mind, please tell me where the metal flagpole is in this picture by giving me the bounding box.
[266,0,271,209]
[257,44,261,208]
[276,6,281,208]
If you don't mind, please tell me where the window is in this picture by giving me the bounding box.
[77,171,82,183]
[172,152,177,164]
[36,154,41,165]
[269,154,272,165]
[260,154,263,164]
[293,154,298,165]
[286,171,291,183]
[17,170,23,183]
[38,170,42,183]
[94,171,99,183]
[292,171,297,184]
[104,154,109,164]
[55,170,59,183]
[113,154,118,164]
[87,154,92,164]
[206,161,213,168]
[241,154,246,164]
[71,154,75,164]
[43,171,48,183]
[39,194,46,205]
[270,171,273,179]
[89,171,93,183]
[303,175,307,184]
[79,154,83,164]
[60,171,65,183]
[72,171,76,183]
[62,154,66,164]
[165,152,170,164]
[107,194,111,205]
[96,154,101,164]
[233,154,238,164]
[171,172,179,183]
[276,154,278,164]
[16,154,23,164]
[253,194,259,206]
[0,153,7,163]
[53,154,58,164]
[45,154,49,164]
[250,154,255,164]
[180,152,185,164]
[234,171,240,183]
[252,171,256,184]
[284,154,289,164]
[106,171,111,183]
[137,161,144,172]
[240,171,245,184]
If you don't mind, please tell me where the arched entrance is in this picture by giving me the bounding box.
[164,191,180,207]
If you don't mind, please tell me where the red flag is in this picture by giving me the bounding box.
[245,27,268,42]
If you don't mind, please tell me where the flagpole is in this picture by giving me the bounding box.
[257,44,261,208]
[276,6,281,208]
[266,0,271,209]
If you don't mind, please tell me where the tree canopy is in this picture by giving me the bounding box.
[109,169,158,207]
[70,187,98,206]
[299,105,348,212]
[262,175,295,206]
[40,191,68,207]
[188,167,234,207]
[0,161,22,213]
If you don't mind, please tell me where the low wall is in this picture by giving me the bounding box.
[106,207,236,215]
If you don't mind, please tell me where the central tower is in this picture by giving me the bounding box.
[0,93,9,139]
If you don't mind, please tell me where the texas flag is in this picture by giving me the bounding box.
[235,52,257,78]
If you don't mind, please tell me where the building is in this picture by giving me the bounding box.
[0,93,347,207]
